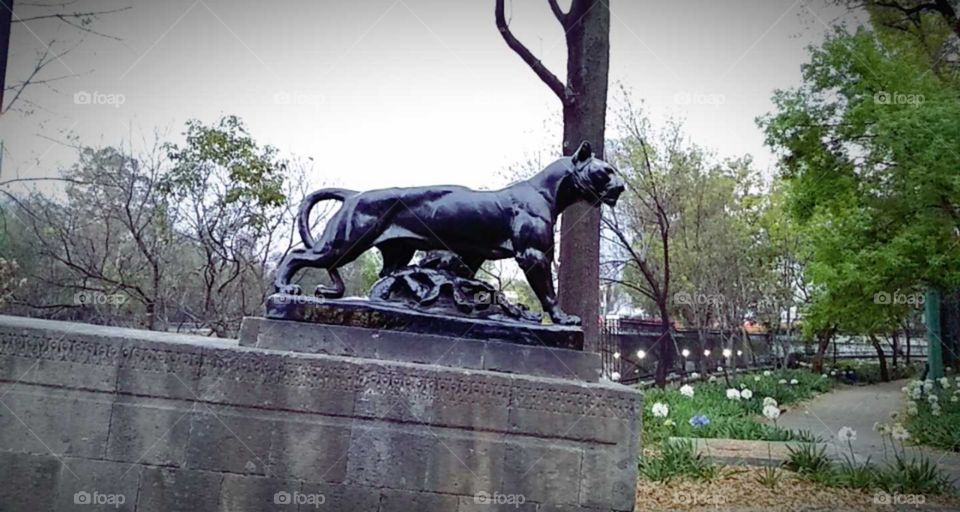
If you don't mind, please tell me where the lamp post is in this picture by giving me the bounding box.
[926,288,944,380]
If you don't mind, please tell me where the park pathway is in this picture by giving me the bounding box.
[777,379,960,488]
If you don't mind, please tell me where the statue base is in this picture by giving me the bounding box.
[0,314,641,512]
[264,294,584,350]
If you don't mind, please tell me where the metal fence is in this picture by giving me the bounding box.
[599,319,928,384]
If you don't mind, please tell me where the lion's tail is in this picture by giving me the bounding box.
[297,188,356,249]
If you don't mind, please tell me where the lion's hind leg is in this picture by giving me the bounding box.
[315,268,346,298]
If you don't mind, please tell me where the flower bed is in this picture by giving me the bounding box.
[901,376,960,452]
[642,369,833,445]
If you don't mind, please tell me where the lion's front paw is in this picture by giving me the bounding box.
[549,310,582,326]
[277,284,302,295]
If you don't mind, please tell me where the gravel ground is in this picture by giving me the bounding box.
[635,466,960,511]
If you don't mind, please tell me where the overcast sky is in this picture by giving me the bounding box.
[2,0,856,193]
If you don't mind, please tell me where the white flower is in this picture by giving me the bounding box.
[708,376,717,383]
[821,374,827,378]
[763,397,778,408]
[680,384,695,397]
[763,404,780,420]
[932,405,942,417]
[905,380,924,399]
[689,372,700,379]
[838,426,857,442]
[830,370,837,376]
[927,394,939,403]
[907,401,919,416]
[790,379,799,385]
[726,388,741,400]
[939,377,950,389]
[891,424,910,441]
[778,379,787,385]
[740,388,754,400]
[763,370,772,377]
[873,422,889,435]
[610,371,621,382]
[951,395,958,403]
[717,366,724,372]
[754,376,761,382]
[651,402,669,418]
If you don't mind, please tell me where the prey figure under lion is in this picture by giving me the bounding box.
[274,141,624,326]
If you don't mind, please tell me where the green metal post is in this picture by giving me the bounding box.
[926,288,944,380]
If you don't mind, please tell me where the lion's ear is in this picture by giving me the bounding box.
[572,141,593,165]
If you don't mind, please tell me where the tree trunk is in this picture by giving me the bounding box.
[653,301,674,387]
[869,334,890,382]
[905,325,911,365]
[891,331,899,369]
[812,328,833,373]
[0,0,12,110]
[557,0,610,352]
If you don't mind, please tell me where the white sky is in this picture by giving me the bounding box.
[2,0,854,193]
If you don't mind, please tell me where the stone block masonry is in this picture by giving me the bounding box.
[0,314,642,511]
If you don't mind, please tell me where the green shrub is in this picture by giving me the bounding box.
[638,439,719,482]
[875,451,955,495]
[832,456,876,490]
[785,443,831,476]
[755,465,784,490]
[828,360,920,385]
[904,410,960,452]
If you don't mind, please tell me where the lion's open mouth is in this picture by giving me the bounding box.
[601,188,623,206]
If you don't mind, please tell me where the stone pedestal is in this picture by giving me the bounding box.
[264,294,585,350]
[0,314,642,511]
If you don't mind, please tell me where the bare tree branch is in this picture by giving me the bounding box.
[547,0,568,24]
[495,0,569,103]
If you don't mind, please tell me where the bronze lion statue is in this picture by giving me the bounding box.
[274,141,624,325]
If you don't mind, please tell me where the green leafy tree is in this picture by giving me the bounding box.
[760,28,960,377]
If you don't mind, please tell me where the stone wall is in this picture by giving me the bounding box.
[0,315,642,511]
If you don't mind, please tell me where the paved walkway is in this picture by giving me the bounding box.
[776,379,960,487]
